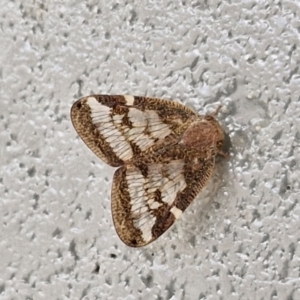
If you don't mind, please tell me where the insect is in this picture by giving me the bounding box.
[71,95,228,247]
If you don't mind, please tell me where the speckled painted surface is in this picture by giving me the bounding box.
[1,1,300,299]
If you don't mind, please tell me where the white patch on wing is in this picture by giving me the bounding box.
[126,161,186,242]
[134,215,156,242]
[87,97,133,161]
[156,161,186,205]
[125,108,172,151]
[126,166,155,242]
[170,206,183,219]
[125,108,154,151]
[112,114,124,124]
[145,110,172,139]
[86,98,172,161]
[149,201,162,209]
[124,95,135,105]
[128,108,147,127]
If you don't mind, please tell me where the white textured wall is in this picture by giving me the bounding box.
[1,1,300,299]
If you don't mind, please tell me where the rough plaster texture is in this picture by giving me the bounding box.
[1,1,300,299]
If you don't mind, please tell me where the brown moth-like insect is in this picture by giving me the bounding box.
[71,95,228,247]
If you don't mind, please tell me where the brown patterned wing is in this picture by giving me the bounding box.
[71,95,197,167]
[111,157,215,247]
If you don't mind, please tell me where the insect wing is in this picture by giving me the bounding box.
[111,158,215,247]
[71,95,197,167]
